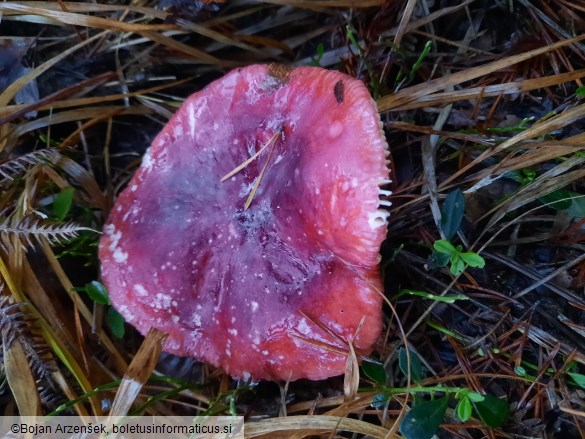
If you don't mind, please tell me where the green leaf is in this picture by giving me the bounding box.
[506,169,536,185]
[539,189,573,210]
[85,281,110,305]
[398,348,425,382]
[466,392,485,403]
[514,366,527,377]
[52,187,75,221]
[456,397,473,422]
[433,240,457,255]
[449,257,465,276]
[459,252,485,268]
[568,372,585,389]
[409,40,432,82]
[576,86,585,97]
[399,397,449,439]
[106,307,125,339]
[440,189,465,240]
[310,43,325,66]
[362,360,386,384]
[429,250,450,268]
[371,393,389,409]
[472,394,509,428]
[566,192,585,217]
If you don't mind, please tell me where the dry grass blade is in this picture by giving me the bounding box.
[137,30,222,65]
[382,0,475,39]
[0,3,177,32]
[41,243,128,373]
[6,107,151,151]
[387,69,585,111]
[0,72,116,127]
[378,33,585,112]
[466,133,585,185]
[3,337,42,416]
[256,0,386,8]
[0,256,98,413]
[392,0,418,48]
[482,159,585,229]
[0,77,193,118]
[176,19,265,55]
[0,31,107,107]
[54,154,108,211]
[245,415,390,438]
[496,102,585,151]
[109,328,167,417]
[3,1,168,18]
[343,339,359,400]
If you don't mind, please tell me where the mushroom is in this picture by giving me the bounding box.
[99,64,391,381]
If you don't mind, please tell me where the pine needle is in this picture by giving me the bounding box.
[244,131,281,210]
[220,129,282,182]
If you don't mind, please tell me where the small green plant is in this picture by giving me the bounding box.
[309,43,325,66]
[540,189,585,217]
[394,40,432,90]
[507,168,537,185]
[430,189,485,275]
[433,239,486,276]
[361,349,510,439]
[507,168,585,217]
[38,134,61,148]
[50,187,76,221]
[72,281,125,339]
[345,24,382,97]
[485,116,534,133]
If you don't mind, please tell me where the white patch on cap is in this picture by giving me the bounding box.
[133,284,148,297]
[152,292,172,310]
[250,301,259,312]
[228,328,238,336]
[112,248,128,264]
[192,313,202,327]
[105,224,128,264]
[117,305,134,322]
[297,318,311,335]
[188,103,196,138]
[142,148,154,171]
[329,121,343,138]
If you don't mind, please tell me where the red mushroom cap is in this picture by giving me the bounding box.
[99,64,390,381]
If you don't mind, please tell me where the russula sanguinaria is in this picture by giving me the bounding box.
[99,64,391,381]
